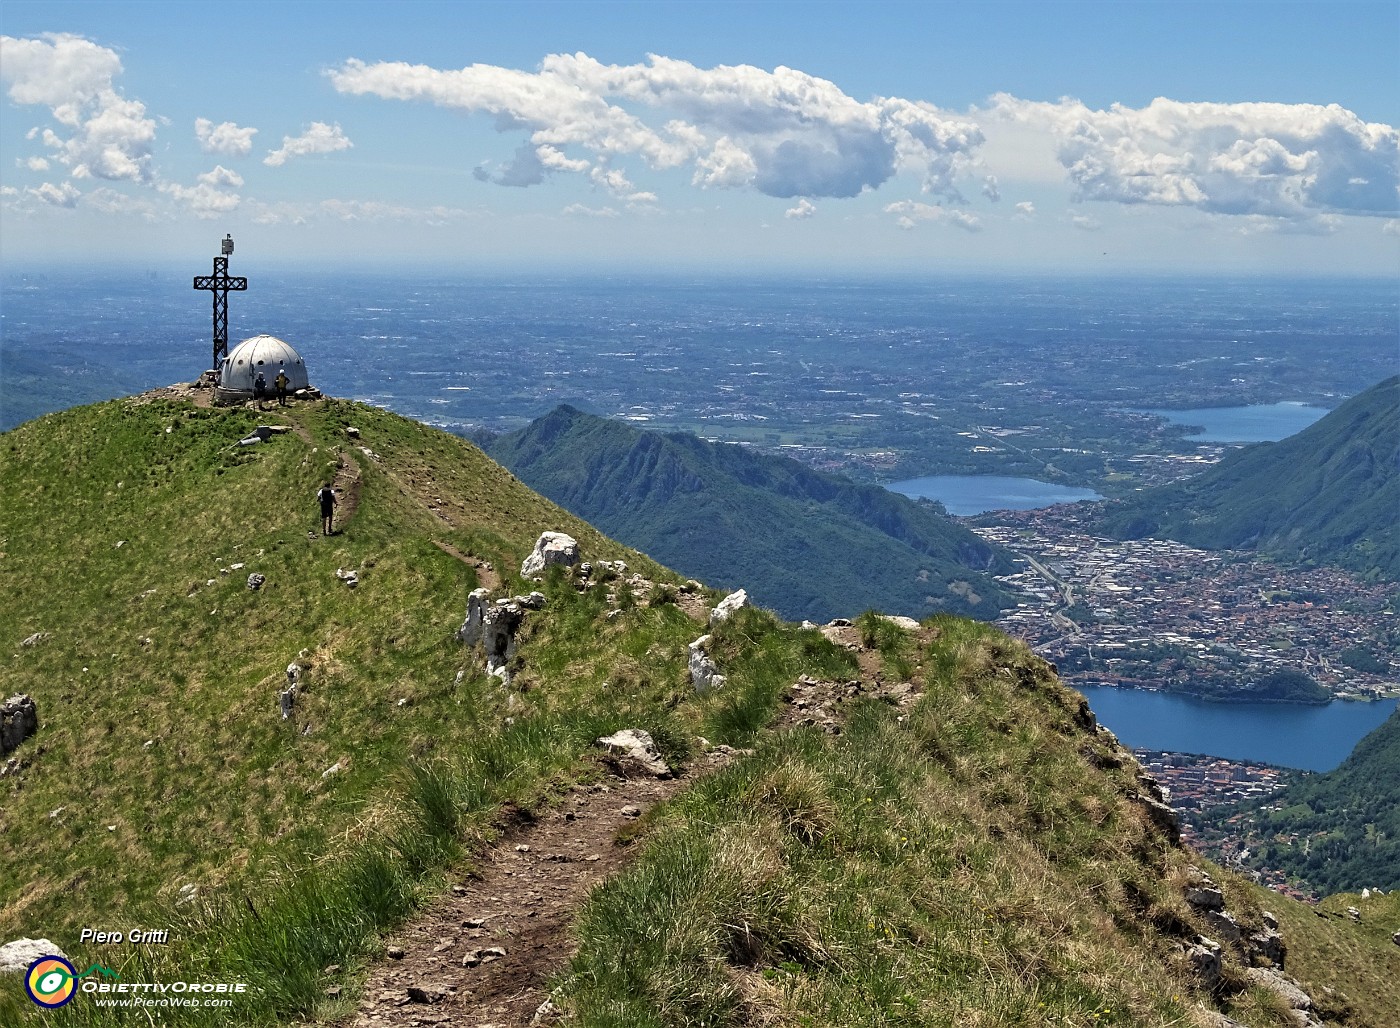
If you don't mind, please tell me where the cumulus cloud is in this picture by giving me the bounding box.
[264,121,353,167]
[1015,200,1035,216]
[785,198,816,219]
[992,94,1399,219]
[23,156,49,171]
[0,33,156,183]
[30,180,81,207]
[883,199,980,231]
[195,117,257,156]
[329,52,983,202]
[981,175,1000,201]
[1071,213,1101,231]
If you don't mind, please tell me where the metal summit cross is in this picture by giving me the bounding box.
[192,234,248,372]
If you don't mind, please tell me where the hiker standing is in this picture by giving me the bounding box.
[254,371,268,409]
[317,483,337,535]
[274,369,290,406]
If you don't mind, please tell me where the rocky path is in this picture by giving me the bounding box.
[341,756,727,1028]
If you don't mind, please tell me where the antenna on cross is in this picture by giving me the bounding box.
[193,234,249,376]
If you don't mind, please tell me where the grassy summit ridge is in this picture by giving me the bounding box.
[1,397,1395,1026]
[484,405,1019,623]
[1102,375,1400,581]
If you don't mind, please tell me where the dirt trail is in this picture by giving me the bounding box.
[339,621,925,1028]
[342,757,728,1028]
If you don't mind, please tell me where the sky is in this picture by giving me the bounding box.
[1,0,1398,275]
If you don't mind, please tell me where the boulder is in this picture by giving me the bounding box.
[482,602,524,672]
[596,729,672,778]
[709,588,750,626]
[0,938,66,974]
[878,614,921,631]
[521,532,580,578]
[1,694,39,757]
[247,572,266,591]
[456,587,491,646]
[688,635,726,692]
[1186,936,1222,991]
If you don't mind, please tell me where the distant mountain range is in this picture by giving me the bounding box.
[484,406,1019,623]
[1102,375,1399,582]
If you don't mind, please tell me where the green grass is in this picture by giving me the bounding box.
[557,619,1319,1027]
[4,397,1396,1027]
[0,396,736,1025]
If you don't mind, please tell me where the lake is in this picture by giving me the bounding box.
[886,475,1104,516]
[1141,402,1330,443]
[1078,686,1398,772]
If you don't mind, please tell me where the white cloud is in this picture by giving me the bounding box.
[883,199,980,231]
[1071,213,1101,231]
[1015,200,1035,216]
[160,180,240,218]
[981,175,1000,201]
[330,52,983,201]
[264,121,353,167]
[785,198,816,219]
[561,203,619,217]
[1384,219,1400,237]
[0,33,156,184]
[195,118,257,157]
[23,156,49,171]
[29,180,81,207]
[992,94,1399,219]
[248,198,474,225]
[198,165,244,188]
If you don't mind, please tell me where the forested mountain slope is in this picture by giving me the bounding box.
[485,405,1018,623]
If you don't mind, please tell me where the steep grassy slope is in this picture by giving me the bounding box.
[1102,376,1400,581]
[2,397,1395,1027]
[485,406,1018,623]
[0,394,780,1024]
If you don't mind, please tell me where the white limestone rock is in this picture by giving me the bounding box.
[709,588,750,626]
[688,635,726,692]
[596,729,672,778]
[0,938,66,974]
[456,587,491,646]
[521,532,580,578]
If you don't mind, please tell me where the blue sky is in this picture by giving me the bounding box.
[2,0,1397,274]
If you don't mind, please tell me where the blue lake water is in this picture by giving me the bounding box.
[1078,686,1398,772]
[887,475,1104,516]
[1142,402,1330,443]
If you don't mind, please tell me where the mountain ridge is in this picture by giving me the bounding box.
[1,394,1397,1027]
[1102,375,1400,581]
[484,404,1019,624]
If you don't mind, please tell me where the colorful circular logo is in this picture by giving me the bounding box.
[25,955,78,1008]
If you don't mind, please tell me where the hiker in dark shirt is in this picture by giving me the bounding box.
[254,371,268,409]
[317,483,337,535]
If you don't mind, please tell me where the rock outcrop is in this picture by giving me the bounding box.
[595,729,672,778]
[688,635,725,692]
[456,587,491,646]
[521,532,580,578]
[709,588,749,626]
[1,694,38,757]
[0,937,65,974]
[482,602,525,677]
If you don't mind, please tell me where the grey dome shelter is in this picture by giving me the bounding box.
[216,334,310,405]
